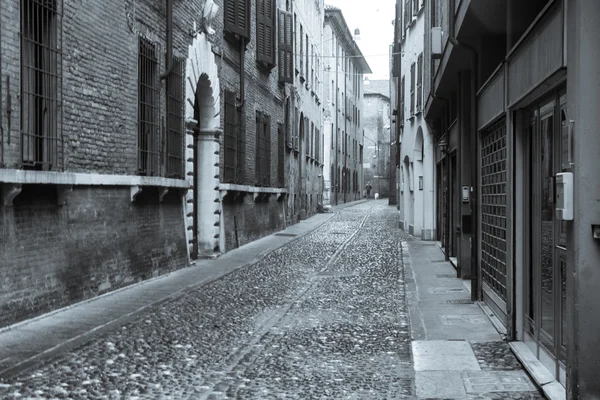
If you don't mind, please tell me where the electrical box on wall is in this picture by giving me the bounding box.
[555,172,573,221]
[431,27,442,59]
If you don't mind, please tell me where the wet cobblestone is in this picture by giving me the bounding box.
[470,342,523,371]
[0,201,416,399]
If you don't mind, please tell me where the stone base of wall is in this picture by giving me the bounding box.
[421,229,436,241]
[223,195,285,251]
[0,185,187,329]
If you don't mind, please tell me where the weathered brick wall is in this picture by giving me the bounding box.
[0,186,186,328]
[0,0,199,327]
[223,196,284,251]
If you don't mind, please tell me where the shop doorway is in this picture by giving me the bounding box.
[523,92,568,385]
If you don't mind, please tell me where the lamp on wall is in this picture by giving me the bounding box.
[438,137,448,155]
[354,28,361,40]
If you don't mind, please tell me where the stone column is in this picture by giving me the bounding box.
[196,128,221,256]
[566,0,600,398]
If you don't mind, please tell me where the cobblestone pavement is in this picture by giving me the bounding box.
[0,201,417,399]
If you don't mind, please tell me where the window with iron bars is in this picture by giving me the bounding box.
[224,90,244,183]
[21,0,63,171]
[277,123,285,187]
[138,37,160,176]
[166,57,184,178]
[255,111,271,187]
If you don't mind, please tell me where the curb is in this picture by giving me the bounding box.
[0,212,339,380]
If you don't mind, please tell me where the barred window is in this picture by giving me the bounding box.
[138,37,160,176]
[166,57,184,178]
[21,0,63,170]
[255,111,271,187]
[277,123,285,187]
[224,90,244,183]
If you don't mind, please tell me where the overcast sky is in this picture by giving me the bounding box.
[325,0,396,80]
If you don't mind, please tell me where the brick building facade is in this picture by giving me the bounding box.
[0,0,319,328]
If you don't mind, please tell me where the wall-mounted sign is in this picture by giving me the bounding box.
[462,186,470,203]
[418,176,423,190]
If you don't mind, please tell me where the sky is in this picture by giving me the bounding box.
[325,0,396,80]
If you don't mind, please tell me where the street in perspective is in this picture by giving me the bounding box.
[1,0,599,398]
[0,202,544,399]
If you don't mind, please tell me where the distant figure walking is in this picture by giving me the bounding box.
[365,183,372,199]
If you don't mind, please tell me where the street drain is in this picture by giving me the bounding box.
[404,278,415,284]
[446,299,474,304]
[431,260,447,263]
[435,274,457,278]
[274,233,297,237]
[330,232,346,235]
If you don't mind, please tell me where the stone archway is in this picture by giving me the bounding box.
[413,127,425,237]
[403,155,412,231]
[183,32,221,260]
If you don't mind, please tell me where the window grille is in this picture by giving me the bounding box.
[223,91,239,183]
[480,118,508,300]
[166,57,184,178]
[277,123,285,187]
[138,37,160,176]
[255,111,271,187]
[21,0,63,170]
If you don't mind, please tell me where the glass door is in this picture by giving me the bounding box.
[524,92,568,385]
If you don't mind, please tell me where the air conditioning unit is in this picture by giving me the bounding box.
[431,27,442,59]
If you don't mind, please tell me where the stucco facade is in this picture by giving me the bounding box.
[396,0,436,239]
[322,6,371,206]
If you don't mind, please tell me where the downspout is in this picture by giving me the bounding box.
[235,40,246,109]
[428,56,451,260]
[449,0,479,300]
[334,45,339,205]
[160,0,174,80]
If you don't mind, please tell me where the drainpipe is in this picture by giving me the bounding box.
[449,0,479,301]
[160,0,174,80]
[235,40,246,109]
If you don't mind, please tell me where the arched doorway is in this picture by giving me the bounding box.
[184,33,221,260]
[413,127,424,237]
[403,155,412,231]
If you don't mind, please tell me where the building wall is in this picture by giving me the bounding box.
[290,0,324,218]
[0,0,200,327]
[209,0,293,249]
[323,8,367,205]
[398,0,436,239]
[363,94,391,198]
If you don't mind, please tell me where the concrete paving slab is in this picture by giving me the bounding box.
[416,370,467,398]
[412,340,481,371]
[414,355,482,371]
[462,371,537,393]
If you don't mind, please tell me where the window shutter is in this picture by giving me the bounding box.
[257,0,275,65]
[417,53,423,112]
[278,10,293,83]
[410,63,415,116]
[225,0,250,39]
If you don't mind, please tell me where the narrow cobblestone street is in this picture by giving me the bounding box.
[0,202,416,399]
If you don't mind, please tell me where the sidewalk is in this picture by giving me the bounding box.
[0,199,365,380]
[404,240,546,399]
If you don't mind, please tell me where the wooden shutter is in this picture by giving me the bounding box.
[225,0,250,39]
[410,63,415,116]
[417,53,423,112]
[265,115,271,185]
[257,0,275,65]
[278,10,293,83]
